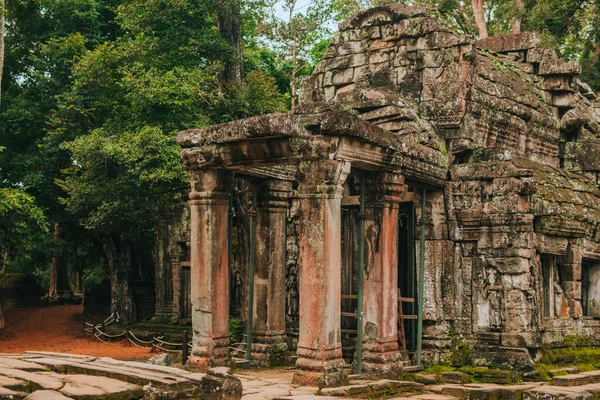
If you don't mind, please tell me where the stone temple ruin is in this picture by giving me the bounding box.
[174,4,600,387]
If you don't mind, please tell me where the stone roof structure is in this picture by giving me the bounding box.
[176,4,600,387]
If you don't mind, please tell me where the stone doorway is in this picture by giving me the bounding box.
[398,202,417,354]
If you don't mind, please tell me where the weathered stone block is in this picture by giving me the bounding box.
[488,257,530,274]
[553,374,591,387]
[475,32,540,53]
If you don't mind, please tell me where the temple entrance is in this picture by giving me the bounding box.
[398,202,417,355]
[180,261,191,320]
[341,203,360,364]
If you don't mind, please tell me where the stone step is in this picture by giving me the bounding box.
[24,391,73,400]
[549,367,580,377]
[553,374,592,387]
[321,380,424,398]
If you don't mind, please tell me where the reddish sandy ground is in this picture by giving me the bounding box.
[0,304,153,360]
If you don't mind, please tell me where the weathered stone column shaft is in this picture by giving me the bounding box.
[293,160,351,388]
[252,179,292,366]
[188,169,232,370]
[363,172,406,378]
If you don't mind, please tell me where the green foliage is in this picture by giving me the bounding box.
[0,187,48,269]
[447,326,474,367]
[229,317,244,344]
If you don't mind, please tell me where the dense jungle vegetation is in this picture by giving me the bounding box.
[1,0,599,325]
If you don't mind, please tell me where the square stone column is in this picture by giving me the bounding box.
[362,172,406,378]
[187,169,232,370]
[252,179,292,366]
[293,160,350,388]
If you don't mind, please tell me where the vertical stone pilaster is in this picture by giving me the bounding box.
[292,160,350,388]
[170,256,180,320]
[187,169,232,370]
[252,179,292,366]
[363,172,406,378]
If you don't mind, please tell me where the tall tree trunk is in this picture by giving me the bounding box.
[0,306,4,332]
[291,39,297,110]
[217,0,243,84]
[511,0,524,34]
[48,223,70,297]
[593,43,600,63]
[0,0,5,105]
[471,0,488,39]
[103,233,136,325]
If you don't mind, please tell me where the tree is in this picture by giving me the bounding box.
[0,0,5,105]
[218,0,244,83]
[261,0,333,109]
[54,0,286,323]
[0,187,48,273]
[471,0,488,38]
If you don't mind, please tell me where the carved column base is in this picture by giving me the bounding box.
[251,331,290,367]
[292,346,347,388]
[362,338,404,379]
[188,336,231,371]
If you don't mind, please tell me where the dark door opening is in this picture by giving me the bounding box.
[340,205,359,365]
[398,202,417,353]
[180,262,192,320]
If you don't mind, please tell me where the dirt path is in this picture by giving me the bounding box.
[0,305,153,360]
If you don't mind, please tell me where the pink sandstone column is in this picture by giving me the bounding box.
[292,160,350,388]
[187,169,232,370]
[252,179,292,366]
[363,172,406,377]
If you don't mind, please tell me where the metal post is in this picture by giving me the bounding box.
[416,188,427,366]
[356,175,366,374]
[246,183,258,361]
[182,329,189,365]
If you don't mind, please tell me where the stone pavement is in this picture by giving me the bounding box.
[239,367,600,400]
[5,353,600,400]
[0,352,242,399]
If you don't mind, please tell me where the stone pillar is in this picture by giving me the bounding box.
[293,160,350,388]
[362,172,406,378]
[188,169,232,370]
[252,179,292,366]
[169,256,180,321]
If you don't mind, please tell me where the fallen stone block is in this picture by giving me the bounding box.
[59,375,143,400]
[24,390,73,400]
[0,386,25,400]
[549,367,580,377]
[0,375,30,392]
[0,358,48,372]
[321,379,423,397]
[441,372,471,384]
[553,374,591,387]
[580,371,600,383]
[523,386,593,400]
[198,368,243,400]
[0,367,64,391]
[413,373,439,384]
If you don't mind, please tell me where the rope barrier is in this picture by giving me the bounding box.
[129,331,154,345]
[84,314,193,359]
[153,337,184,347]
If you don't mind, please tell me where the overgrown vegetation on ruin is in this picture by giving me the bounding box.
[1,0,600,325]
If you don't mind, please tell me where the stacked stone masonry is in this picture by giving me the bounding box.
[175,3,600,387]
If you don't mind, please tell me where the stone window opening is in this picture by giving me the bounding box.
[582,259,600,318]
[542,255,559,318]
[558,125,580,169]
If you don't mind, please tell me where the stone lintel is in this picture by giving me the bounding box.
[475,32,540,54]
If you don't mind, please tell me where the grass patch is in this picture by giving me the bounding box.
[424,365,456,377]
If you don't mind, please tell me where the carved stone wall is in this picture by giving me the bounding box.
[171,3,600,369]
